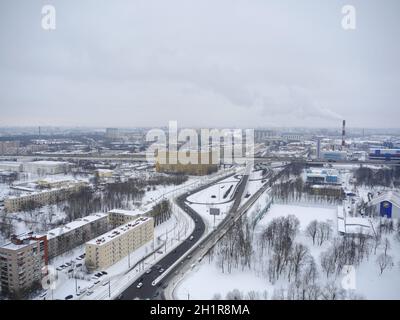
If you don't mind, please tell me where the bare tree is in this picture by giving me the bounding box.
[376,253,393,275]
[306,220,318,245]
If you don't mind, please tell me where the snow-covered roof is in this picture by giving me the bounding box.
[44,213,108,239]
[108,209,141,217]
[345,217,373,235]
[87,216,151,246]
[369,190,400,208]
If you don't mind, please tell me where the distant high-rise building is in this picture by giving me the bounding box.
[316,138,321,159]
[105,128,119,140]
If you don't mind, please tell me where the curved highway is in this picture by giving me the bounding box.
[119,172,238,300]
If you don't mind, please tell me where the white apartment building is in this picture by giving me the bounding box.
[85,216,154,271]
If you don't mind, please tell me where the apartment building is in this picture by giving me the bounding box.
[108,209,142,228]
[0,234,48,298]
[45,213,109,259]
[85,216,154,271]
[4,181,87,212]
[0,213,109,297]
[156,150,218,176]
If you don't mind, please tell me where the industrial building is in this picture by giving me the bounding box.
[85,216,154,271]
[23,161,69,175]
[369,148,400,161]
[320,151,347,161]
[0,162,23,172]
[304,168,340,185]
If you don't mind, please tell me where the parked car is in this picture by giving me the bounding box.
[101,271,108,275]
[65,295,73,300]
[94,280,100,285]
[86,290,94,296]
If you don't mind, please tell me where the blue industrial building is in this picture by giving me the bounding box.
[369,148,400,161]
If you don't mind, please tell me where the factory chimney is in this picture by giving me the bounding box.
[341,120,346,149]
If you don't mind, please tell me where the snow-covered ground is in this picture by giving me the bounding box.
[175,198,400,300]
[184,175,242,230]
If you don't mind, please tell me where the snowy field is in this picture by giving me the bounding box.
[175,200,400,300]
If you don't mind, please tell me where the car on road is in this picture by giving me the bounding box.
[56,267,62,271]
[101,271,108,275]
[77,288,87,296]
[86,290,94,296]
[186,255,192,260]
[145,269,152,274]
[136,282,143,289]
[94,280,100,285]
[65,295,73,300]
[189,236,194,241]
[159,268,164,273]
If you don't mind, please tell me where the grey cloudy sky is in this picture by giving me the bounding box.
[0,0,399,128]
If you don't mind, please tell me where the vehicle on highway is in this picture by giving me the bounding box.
[101,271,108,275]
[94,280,100,285]
[86,290,94,296]
[136,282,143,289]
[145,269,152,274]
[159,268,164,273]
[77,288,87,296]
[186,255,192,260]
[189,236,194,241]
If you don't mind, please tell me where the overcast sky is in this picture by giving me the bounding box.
[0,0,399,129]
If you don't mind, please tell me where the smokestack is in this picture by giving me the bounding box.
[341,120,346,148]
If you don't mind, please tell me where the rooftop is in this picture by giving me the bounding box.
[108,208,142,217]
[44,213,108,239]
[87,216,152,246]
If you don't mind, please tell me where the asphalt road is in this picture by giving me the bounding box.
[119,172,240,300]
